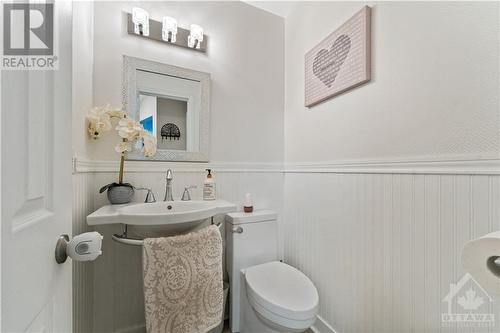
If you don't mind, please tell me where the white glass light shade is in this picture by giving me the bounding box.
[188,24,204,49]
[162,16,178,43]
[132,7,149,36]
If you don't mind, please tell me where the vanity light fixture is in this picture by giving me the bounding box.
[132,7,149,36]
[188,24,204,49]
[127,12,207,52]
[162,16,178,43]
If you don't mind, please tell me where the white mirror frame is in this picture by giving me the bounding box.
[123,55,210,162]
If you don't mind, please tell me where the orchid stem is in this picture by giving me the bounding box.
[118,153,125,184]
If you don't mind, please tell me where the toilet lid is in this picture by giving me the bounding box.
[245,261,319,321]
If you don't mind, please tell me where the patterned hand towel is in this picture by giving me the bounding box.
[142,225,223,333]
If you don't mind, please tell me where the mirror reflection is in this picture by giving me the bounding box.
[139,94,188,151]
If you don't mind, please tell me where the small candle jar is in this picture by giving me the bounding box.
[243,193,253,213]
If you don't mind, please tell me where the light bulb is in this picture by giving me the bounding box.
[162,16,178,43]
[132,7,149,36]
[188,24,204,49]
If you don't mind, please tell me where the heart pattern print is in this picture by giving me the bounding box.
[313,35,352,88]
[305,6,371,107]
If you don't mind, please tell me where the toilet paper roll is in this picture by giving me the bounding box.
[461,231,500,297]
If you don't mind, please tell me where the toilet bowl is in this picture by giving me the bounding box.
[244,261,319,332]
[226,211,319,333]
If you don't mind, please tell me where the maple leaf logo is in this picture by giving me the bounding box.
[457,288,484,311]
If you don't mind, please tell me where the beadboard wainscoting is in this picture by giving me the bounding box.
[72,173,95,333]
[284,172,500,333]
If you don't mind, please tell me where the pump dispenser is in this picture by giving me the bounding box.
[203,169,216,200]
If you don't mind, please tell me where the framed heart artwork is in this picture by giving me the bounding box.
[305,6,371,107]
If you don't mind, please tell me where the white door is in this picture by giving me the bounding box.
[1,2,73,332]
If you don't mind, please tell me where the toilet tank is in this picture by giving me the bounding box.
[225,210,278,332]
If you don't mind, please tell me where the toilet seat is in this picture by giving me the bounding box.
[245,261,319,330]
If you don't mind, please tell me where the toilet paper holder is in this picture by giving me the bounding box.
[55,231,103,264]
[487,256,500,278]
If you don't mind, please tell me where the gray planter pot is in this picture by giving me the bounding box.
[99,183,134,205]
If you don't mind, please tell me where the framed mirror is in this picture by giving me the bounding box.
[123,56,210,162]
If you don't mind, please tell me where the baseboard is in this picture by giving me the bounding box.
[311,315,337,333]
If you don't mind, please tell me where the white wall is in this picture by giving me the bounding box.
[285,1,499,163]
[90,0,284,163]
[283,2,500,333]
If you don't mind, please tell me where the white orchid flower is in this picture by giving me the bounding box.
[108,111,126,119]
[115,141,132,153]
[87,120,101,139]
[104,105,126,119]
[116,118,143,140]
[87,105,123,138]
[87,114,111,139]
[87,105,158,185]
[87,105,157,158]
[143,134,157,157]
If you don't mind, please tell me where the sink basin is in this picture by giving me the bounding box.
[87,199,236,227]
[118,201,217,221]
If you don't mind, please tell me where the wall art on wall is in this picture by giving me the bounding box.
[305,6,371,107]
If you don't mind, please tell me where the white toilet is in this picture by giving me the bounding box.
[226,210,319,333]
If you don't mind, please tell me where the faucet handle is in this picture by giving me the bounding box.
[135,187,156,203]
[181,186,197,201]
[166,169,173,180]
[145,189,156,203]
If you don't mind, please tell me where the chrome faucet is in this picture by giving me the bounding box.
[181,186,197,201]
[164,169,174,201]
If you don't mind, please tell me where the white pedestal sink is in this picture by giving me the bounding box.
[87,199,236,242]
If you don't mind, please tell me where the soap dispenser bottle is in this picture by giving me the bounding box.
[203,169,216,200]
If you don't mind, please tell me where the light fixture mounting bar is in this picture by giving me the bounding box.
[126,13,207,53]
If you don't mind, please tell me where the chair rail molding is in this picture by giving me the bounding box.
[285,159,500,175]
[74,155,500,175]
[73,156,284,174]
